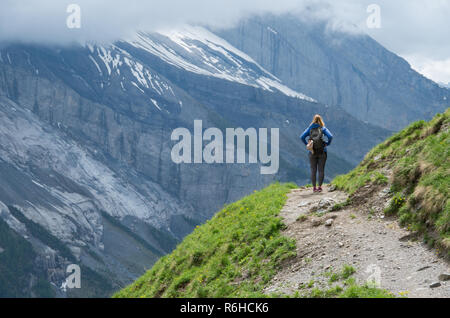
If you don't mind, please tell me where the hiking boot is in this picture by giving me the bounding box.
[318,187,323,192]
[313,187,318,192]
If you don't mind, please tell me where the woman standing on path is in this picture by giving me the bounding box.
[300,114,333,193]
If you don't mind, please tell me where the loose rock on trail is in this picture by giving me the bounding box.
[265,185,450,298]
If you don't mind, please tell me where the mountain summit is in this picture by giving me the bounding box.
[216,14,449,130]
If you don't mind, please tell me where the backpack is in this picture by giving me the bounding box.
[310,127,325,154]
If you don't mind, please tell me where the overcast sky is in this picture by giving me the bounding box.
[1,0,449,83]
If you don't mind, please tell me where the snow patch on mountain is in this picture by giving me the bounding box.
[86,44,178,111]
[127,25,315,102]
[438,82,450,89]
[89,55,103,75]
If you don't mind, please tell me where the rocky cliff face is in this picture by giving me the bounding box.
[0,96,190,296]
[215,15,449,130]
[0,24,396,296]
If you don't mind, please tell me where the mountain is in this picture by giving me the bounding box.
[0,96,188,296]
[215,14,449,130]
[0,20,431,297]
[115,108,449,298]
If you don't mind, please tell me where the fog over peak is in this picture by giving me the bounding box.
[1,0,449,82]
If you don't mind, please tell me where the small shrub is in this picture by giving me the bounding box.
[341,265,356,280]
[329,273,339,283]
[384,193,406,215]
[373,172,388,185]
[190,251,204,267]
[331,198,352,211]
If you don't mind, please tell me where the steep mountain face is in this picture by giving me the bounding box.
[126,26,315,101]
[215,14,450,130]
[0,25,390,296]
[0,96,188,296]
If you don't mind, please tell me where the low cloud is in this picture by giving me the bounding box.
[1,0,449,82]
[404,55,450,84]
[0,0,306,44]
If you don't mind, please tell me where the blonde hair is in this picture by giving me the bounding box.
[311,114,325,127]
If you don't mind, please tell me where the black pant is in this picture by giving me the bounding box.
[309,151,327,187]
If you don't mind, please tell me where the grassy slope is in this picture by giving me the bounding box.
[115,183,297,298]
[332,109,449,256]
[115,183,391,298]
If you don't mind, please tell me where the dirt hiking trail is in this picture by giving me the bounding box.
[265,185,450,297]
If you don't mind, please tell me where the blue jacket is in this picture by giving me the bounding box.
[300,123,333,153]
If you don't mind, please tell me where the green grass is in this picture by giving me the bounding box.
[338,284,394,298]
[115,183,393,298]
[324,265,356,284]
[114,183,298,298]
[330,198,352,212]
[307,284,393,298]
[304,265,393,298]
[332,108,450,255]
[341,265,356,279]
[384,193,406,215]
